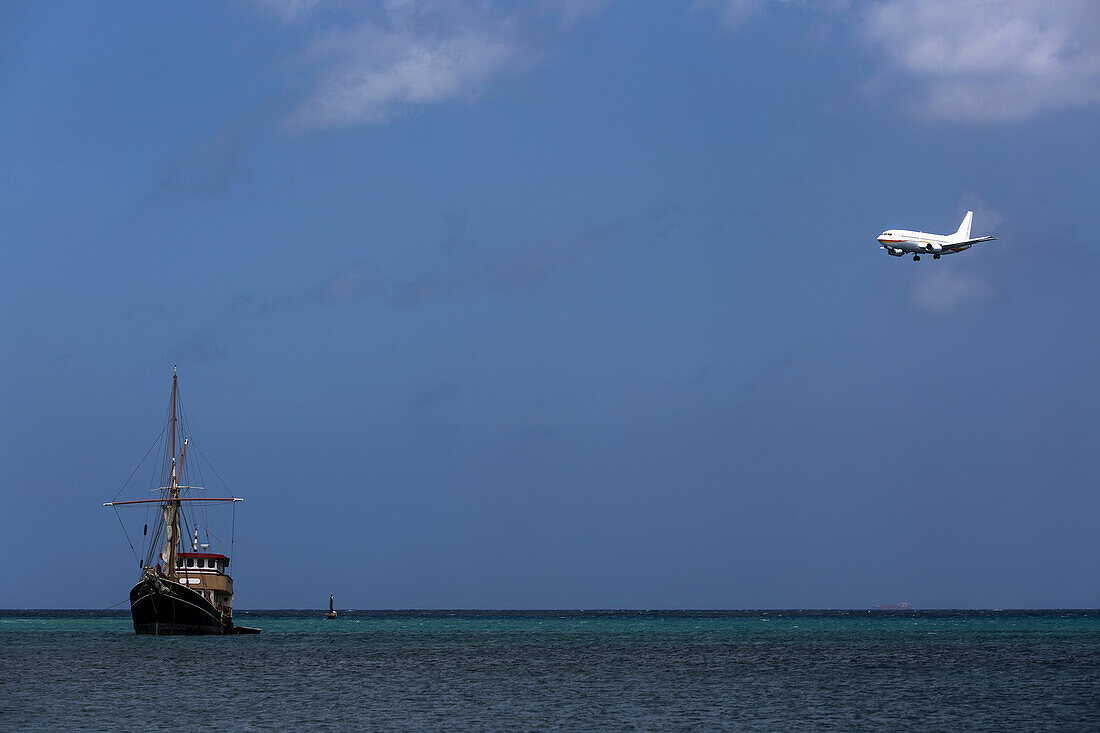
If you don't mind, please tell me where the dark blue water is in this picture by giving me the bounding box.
[3,610,1098,730]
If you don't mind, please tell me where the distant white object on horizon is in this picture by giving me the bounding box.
[878,211,996,261]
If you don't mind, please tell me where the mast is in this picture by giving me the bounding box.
[160,368,182,579]
[170,366,177,471]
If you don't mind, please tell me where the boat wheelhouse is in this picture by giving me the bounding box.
[174,533,234,620]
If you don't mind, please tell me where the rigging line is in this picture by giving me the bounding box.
[143,421,173,562]
[190,439,234,497]
[194,437,212,544]
[178,393,231,500]
[178,396,212,544]
[141,495,150,559]
[112,507,140,564]
[113,422,169,502]
[145,435,167,557]
[203,526,228,547]
[179,395,211,540]
[102,597,131,611]
[180,496,195,556]
[157,384,174,487]
[147,523,165,566]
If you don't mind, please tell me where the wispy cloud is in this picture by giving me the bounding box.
[957,196,1004,233]
[906,201,1002,315]
[149,118,254,201]
[249,0,321,24]
[388,225,599,305]
[313,260,386,303]
[255,0,611,130]
[238,211,650,312]
[861,0,1100,122]
[908,265,995,316]
[484,222,623,296]
[166,329,225,363]
[696,0,848,29]
[391,203,682,305]
[413,382,461,408]
[290,7,527,128]
[276,1,533,130]
[538,0,611,29]
[695,0,775,29]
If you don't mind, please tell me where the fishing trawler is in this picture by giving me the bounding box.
[104,369,258,635]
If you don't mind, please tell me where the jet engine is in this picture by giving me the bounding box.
[884,247,903,257]
[924,241,942,253]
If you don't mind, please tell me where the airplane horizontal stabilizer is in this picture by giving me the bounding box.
[956,235,997,246]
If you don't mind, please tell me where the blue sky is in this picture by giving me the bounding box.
[2,0,1098,609]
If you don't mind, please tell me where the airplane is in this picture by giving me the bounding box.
[878,211,996,261]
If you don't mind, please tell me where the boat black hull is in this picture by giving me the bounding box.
[129,576,229,635]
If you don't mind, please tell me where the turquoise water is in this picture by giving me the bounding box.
[2,611,1098,730]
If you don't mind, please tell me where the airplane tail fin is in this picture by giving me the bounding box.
[952,211,973,242]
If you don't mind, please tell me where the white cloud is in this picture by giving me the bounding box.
[260,0,1100,129]
[284,2,529,129]
[269,0,611,130]
[701,0,1100,122]
[862,0,1100,122]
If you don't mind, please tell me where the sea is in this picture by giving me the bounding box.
[2,610,1098,731]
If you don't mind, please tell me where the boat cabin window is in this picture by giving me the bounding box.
[175,556,226,570]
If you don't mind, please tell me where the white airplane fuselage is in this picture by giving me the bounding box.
[878,211,996,261]
[878,230,971,255]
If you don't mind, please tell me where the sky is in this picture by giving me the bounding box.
[1,0,1098,609]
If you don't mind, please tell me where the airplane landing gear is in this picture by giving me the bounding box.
[913,255,920,261]
[933,254,940,259]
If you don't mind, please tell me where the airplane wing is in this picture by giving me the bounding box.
[955,235,997,246]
